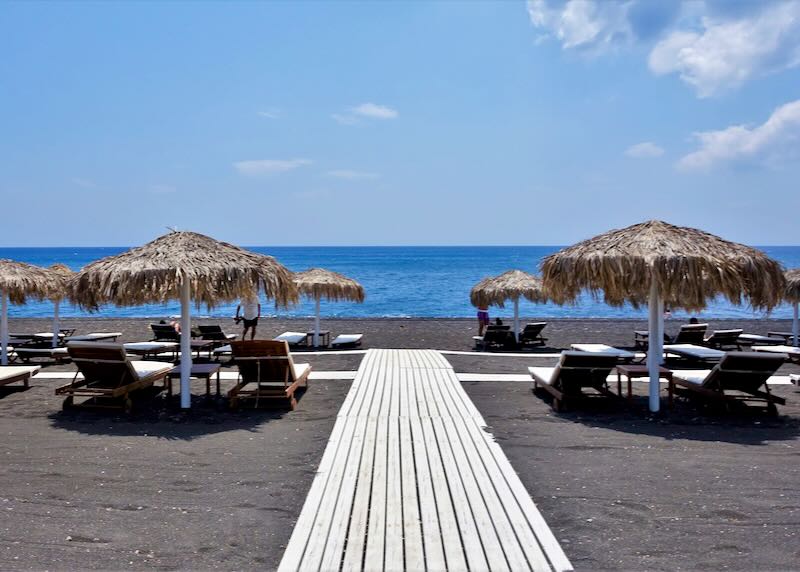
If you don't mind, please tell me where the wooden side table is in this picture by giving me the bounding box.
[306,330,331,347]
[615,364,674,408]
[167,363,222,399]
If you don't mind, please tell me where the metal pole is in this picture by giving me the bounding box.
[647,278,662,413]
[314,296,321,347]
[793,302,799,348]
[180,279,192,409]
[52,300,60,348]
[513,298,520,343]
[0,290,7,366]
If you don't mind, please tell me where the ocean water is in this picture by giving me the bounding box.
[1,246,799,320]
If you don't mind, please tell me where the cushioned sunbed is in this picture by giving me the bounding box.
[123,341,178,359]
[664,344,725,362]
[65,332,123,342]
[274,332,307,345]
[751,344,800,363]
[331,334,363,347]
[0,365,40,387]
[570,344,635,360]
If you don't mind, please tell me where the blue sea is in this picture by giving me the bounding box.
[2,246,799,320]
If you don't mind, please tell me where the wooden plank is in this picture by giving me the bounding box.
[399,414,425,571]
[365,415,389,565]
[385,416,404,571]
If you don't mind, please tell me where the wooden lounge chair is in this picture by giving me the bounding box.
[751,345,800,364]
[228,340,311,410]
[671,352,787,414]
[274,331,308,347]
[64,332,123,343]
[150,324,181,342]
[0,365,40,388]
[635,323,707,349]
[519,322,548,347]
[737,334,786,348]
[570,343,635,362]
[197,325,237,343]
[56,342,172,413]
[528,351,619,411]
[13,342,71,364]
[664,343,725,363]
[123,342,178,360]
[473,328,514,351]
[703,329,744,350]
[331,334,363,348]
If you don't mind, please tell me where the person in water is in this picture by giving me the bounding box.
[477,305,490,336]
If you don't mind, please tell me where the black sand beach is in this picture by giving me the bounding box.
[1,317,798,570]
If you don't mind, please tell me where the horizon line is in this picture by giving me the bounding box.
[2,243,799,249]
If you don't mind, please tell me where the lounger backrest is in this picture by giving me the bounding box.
[486,324,511,331]
[198,325,228,340]
[151,324,180,341]
[67,342,135,387]
[522,322,547,336]
[483,329,509,344]
[231,340,295,384]
[707,329,743,343]
[673,323,708,344]
[702,352,785,392]
[552,351,618,392]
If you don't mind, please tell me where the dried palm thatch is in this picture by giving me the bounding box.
[785,269,800,303]
[0,259,61,304]
[293,268,365,303]
[470,270,547,308]
[69,231,298,309]
[48,263,74,301]
[541,220,784,312]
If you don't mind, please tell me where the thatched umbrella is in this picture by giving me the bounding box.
[785,269,800,347]
[0,259,60,365]
[70,231,298,408]
[542,220,784,412]
[293,268,365,347]
[49,264,74,348]
[470,270,547,342]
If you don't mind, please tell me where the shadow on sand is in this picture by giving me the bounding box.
[48,387,308,440]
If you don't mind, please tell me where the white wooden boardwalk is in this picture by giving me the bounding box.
[278,349,572,572]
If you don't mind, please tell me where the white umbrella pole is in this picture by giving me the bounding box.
[513,298,520,343]
[0,290,7,366]
[180,279,192,409]
[793,301,799,348]
[647,279,663,413]
[314,296,321,347]
[52,300,60,348]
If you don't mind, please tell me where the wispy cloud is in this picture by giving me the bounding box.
[332,102,398,125]
[624,141,664,158]
[326,169,380,180]
[257,108,281,119]
[528,0,800,97]
[233,158,312,176]
[71,177,97,189]
[678,99,800,171]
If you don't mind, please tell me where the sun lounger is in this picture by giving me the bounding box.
[150,324,181,342]
[671,352,786,414]
[570,343,635,361]
[473,329,513,351]
[197,325,237,344]
[0,365,39,388]
[664,343,725,362]
[331,334,364,348]
[519,322,548,347]
[56,342,172,413]
[751,345,800,364]
[123,341,178,360]
[528,351,619,411]
[13,345,70,363]
[64,332,123,343]
[703,329,744,350]
[274,331,308,346]
[768,331,797,344]
[737,334,786,347]
[228,340,311,410]
[634,323,708,349]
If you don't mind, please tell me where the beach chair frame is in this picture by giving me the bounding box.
[532,352,619,412]
[228,340,311,410]
[519,322,548,348]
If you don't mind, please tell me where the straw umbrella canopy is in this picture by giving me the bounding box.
[542,220,784,412]
[470,270,548,342]
[69,231,298,408]
[49,264,74,348]
[293,268,365,347]
[785,269,800,347]
[0,259,61,365]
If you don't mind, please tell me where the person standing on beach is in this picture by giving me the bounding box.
[477,305,490,336]
[235,294,261,340]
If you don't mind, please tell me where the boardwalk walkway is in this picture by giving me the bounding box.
[278,349,572,572]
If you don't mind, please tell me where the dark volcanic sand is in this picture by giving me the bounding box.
[1,318,798,570]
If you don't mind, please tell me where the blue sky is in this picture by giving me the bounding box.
[2,0,799,247]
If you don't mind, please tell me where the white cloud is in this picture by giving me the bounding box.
[528,0,800,96]
[649,2,800,97]
[333,102,398,124]
[257,108,281,119]
[678,99,800,171]
[624,141,664,158]
[326,169,380,180]
[233,158,312,175]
